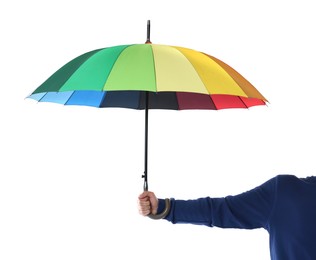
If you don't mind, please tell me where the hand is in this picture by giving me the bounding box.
[138,191,158,216]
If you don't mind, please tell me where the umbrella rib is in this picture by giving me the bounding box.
[101,45,131,91]
[184,54,210,96]
[203,53,249,97]
[137,91,141,109]
[63,91,76,105]
[209,94,218,110]
[149,45,158,93]
[99,91,107,107]
[238,96,249,109]
[36,92,49,103]
[175,92,180,110]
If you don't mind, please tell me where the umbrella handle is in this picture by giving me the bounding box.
[147,198,171,220]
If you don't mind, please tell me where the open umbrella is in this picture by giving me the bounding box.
[27,20,267,218]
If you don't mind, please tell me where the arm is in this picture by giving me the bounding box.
[139,177,277,230]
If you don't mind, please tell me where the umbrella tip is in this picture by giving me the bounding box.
[145,20,152,44]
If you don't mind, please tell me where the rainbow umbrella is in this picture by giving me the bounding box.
[27,21,267,217]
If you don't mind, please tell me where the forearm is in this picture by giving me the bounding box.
[158,192,273,229]
[158,198,214,226]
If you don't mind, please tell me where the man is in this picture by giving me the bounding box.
[138,174,316,260]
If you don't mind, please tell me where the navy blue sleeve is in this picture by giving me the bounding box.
[159,177,277,230]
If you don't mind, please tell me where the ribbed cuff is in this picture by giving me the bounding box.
[157,198,166,215]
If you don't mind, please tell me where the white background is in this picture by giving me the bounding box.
[1,0,315,259]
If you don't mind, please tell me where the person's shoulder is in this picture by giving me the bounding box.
[262,174,296,184]
[274,174,303,188]
[275,174,297,180]
[274,174,299,182]
[255,175,301,191]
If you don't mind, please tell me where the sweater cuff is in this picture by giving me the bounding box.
[147,198,171,220]
[157,198,166,215]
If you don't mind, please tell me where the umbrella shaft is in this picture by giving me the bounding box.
[143,91,149,191]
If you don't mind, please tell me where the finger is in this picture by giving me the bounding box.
[138,197,149,203]
[138,191,151,200]
[138,200,152,215]
[138,200,150,207]
[138,205,151,216]
[139,208,151,216]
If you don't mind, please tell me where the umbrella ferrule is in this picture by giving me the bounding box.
[145,20,152,44]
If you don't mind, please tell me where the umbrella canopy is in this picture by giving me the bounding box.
[27,21,267,218]
[28,43,267,110]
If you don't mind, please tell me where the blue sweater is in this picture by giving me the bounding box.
[157,175,316,260]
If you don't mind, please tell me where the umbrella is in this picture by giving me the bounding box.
[27,20,267,218]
